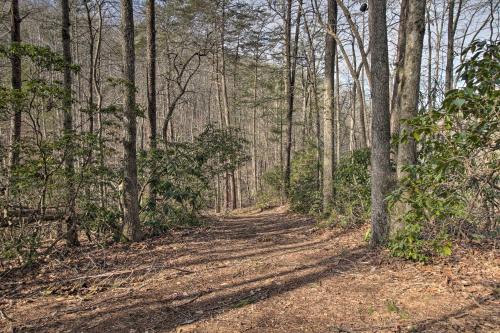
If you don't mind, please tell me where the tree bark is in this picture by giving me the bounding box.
[396,0,426,179]
[61,0,79,246]
[392,0,426,236]
[283,0,303,199]
[322,0,337,211]
[146,0,157,208]
[120,0,141,241]
[303,12,321,191]
[84,1,95,137]
[8,0,22,195]
[390,0,408,139]
[369,0,391,246]
[252,47,259,199]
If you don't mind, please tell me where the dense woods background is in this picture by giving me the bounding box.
[0,0,498,265]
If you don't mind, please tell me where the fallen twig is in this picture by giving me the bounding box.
[0,309,15,322]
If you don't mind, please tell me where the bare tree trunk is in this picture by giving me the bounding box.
[146,0,157,208]
[220,0,235,211]
[390,0,408,139]
[8,0,22,195]
[283,0,303,199]
[84,1,95,138]
[120,0,141,241]
[427,5,433,111]
[215,175,221,213]
[61,0,79,246]
[335,49,340,163]
[350,81,356,151]
[369,0,391,246]
[322,0,337,211]
[303,12,321,191]
[252,49,259,199]
[393,0,426,236]
[94,0,105,208]
[396,0,426,178]
[220,0,230,128]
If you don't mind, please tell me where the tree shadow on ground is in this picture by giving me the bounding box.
[2,212,351,301]
[36,245,372,332]
[408,294,499,332]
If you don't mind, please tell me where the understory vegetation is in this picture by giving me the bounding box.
[0,44,248,263]
[259,41,498,262]
[388,41,499,261]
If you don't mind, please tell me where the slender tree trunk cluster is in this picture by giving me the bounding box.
[1,0,493,248]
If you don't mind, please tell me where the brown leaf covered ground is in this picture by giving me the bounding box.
[1,208,499,333]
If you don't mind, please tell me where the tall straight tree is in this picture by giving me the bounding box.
[61,0,79,246]
[283,0,303,199]
[8,0,22,192]
[120,0,142,241]
[368,0,391,245]
[322,0,337,210]
[396,0,426,179]
[146,0,157,208]
[219,0,236,210]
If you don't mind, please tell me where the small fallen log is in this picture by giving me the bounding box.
[1,207,65,228]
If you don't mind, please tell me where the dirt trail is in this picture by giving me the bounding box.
[1,208,498,332]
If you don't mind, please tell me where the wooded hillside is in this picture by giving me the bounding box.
[0,0,498,331]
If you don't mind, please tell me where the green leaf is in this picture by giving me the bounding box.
[452,98,466,107]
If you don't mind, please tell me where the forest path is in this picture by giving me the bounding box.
[1,208,498,332]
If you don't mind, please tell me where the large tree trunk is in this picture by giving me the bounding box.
[369,0,392,246]
[393,0,426,236]
[8,0,22,195]
[120,0,141,241]
[283,0,303,199]
[396,0,426,178]
[146,0,157,208]
[303,13,321,191]
[322,0,337,211]
[61,0,79,246]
